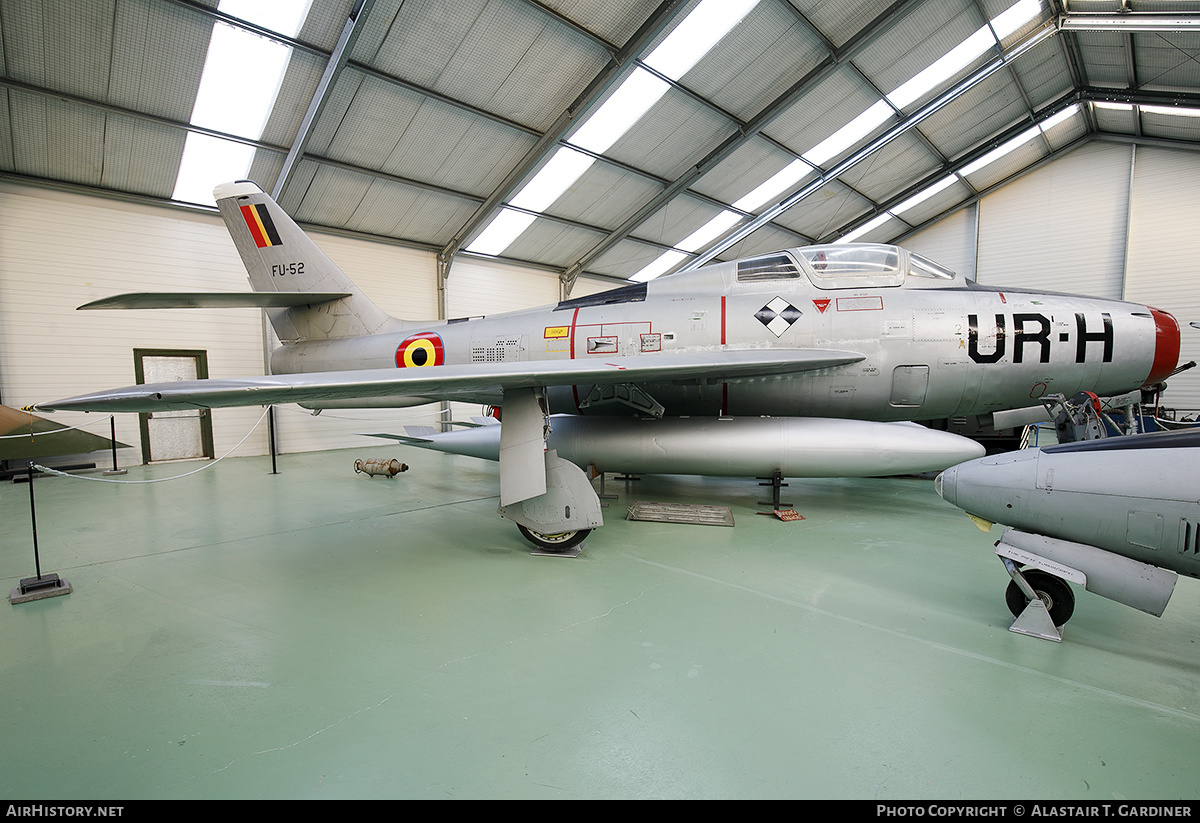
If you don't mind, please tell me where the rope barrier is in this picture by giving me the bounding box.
[33,407,271,484]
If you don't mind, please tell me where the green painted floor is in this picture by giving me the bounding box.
[1,444,1197,800]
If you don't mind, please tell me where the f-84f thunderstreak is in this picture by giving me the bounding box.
[38,181,1181,551]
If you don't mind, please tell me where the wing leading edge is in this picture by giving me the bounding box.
[36,349,864,413]
[78,293,351,310]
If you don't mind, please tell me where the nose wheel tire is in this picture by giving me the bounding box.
[517,524,590,552]
[1005,569,1075,626]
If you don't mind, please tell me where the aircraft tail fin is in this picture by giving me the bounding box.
[213,180,402,342]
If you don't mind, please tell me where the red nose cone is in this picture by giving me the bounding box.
[1144,308,1181,387]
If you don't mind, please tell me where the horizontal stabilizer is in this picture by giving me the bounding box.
[78,292,351,310]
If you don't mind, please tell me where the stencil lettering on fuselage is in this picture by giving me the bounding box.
[967,312,1114,365]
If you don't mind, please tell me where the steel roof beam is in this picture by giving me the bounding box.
[272,0,375,202]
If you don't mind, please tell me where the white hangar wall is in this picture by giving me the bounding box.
[904,141,1200,414]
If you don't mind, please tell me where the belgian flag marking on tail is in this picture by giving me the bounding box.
[396,333,444,368]
[240,203,283,248]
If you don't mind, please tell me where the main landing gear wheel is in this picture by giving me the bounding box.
[1005,569,1076,626]
[517,524,590,552]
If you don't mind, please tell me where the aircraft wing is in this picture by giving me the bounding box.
[36,349,864,413]
[78,292,351,310]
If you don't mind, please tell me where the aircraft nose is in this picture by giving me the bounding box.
[1144,307,1181,387]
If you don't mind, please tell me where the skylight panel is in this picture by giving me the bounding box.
[631,250,689,282]
[837,213,893,243]
[172,0,310,206]
[570,69,671,155]
[466,209,539,257]
[803,100,894,167]
[508,148,596,212]
[991,0,1042,39]
[891,175,956,215]
[643,0,759,80]
[887,28,994,110]
[678,211,742,252]
[734,159,814,212]
[1141,104,1200,118]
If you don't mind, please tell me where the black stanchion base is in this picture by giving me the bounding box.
[10,573,72,604]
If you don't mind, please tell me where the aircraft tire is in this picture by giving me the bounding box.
[517,524,590,552]
[1005,569,1075,626]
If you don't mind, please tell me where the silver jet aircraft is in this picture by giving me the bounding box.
[37,181,1182,551]
[936,428,1200,640]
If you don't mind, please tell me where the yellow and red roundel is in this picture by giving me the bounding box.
[396,333,444,368]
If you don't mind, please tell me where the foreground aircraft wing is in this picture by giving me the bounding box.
[36,349,864,413]
[78,292,351,310]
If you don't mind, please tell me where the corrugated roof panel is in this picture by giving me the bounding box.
[854,0,982,110]
[834,131,943,203]
[108,0,212,123]
[769,178,871,240]
[689,135,801,205]
[304,71,538,200]
[1141,109,1200,143]
[1071,31,1132,88]
[545,0,661,45]
[679,1,827,122]
[353,0,487,84]
[1091,102,1138,135]
[959,136,1047,192]
[4,0,113,100]
[917,75,1031,160]
[891,175,972,228]
[604,88,738,180]
[1006,39,1075,109]
[296,0,359,51]
[763,68,890,165]
[546,162,663,230]
[366,0,609,133]
[379,103,540,199]
[9,93,105,187]
[1040,106,1088,151]
[246,148,286,197]
[345,178,480,245]
[259,48,327,150]
[585,237,668,280]
[313,73,428,172]
[800,0,901,50]
[500,216,606,268]
[629,192,728,248]
[0,92,13,170]
[98,114,186,198]
[1136,32,1200,92]
[290,163,376,226]
[716,221,811,261]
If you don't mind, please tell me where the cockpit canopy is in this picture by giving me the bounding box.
[734,244,960,290]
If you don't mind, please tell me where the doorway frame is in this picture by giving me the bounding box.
[133,348,215,464]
